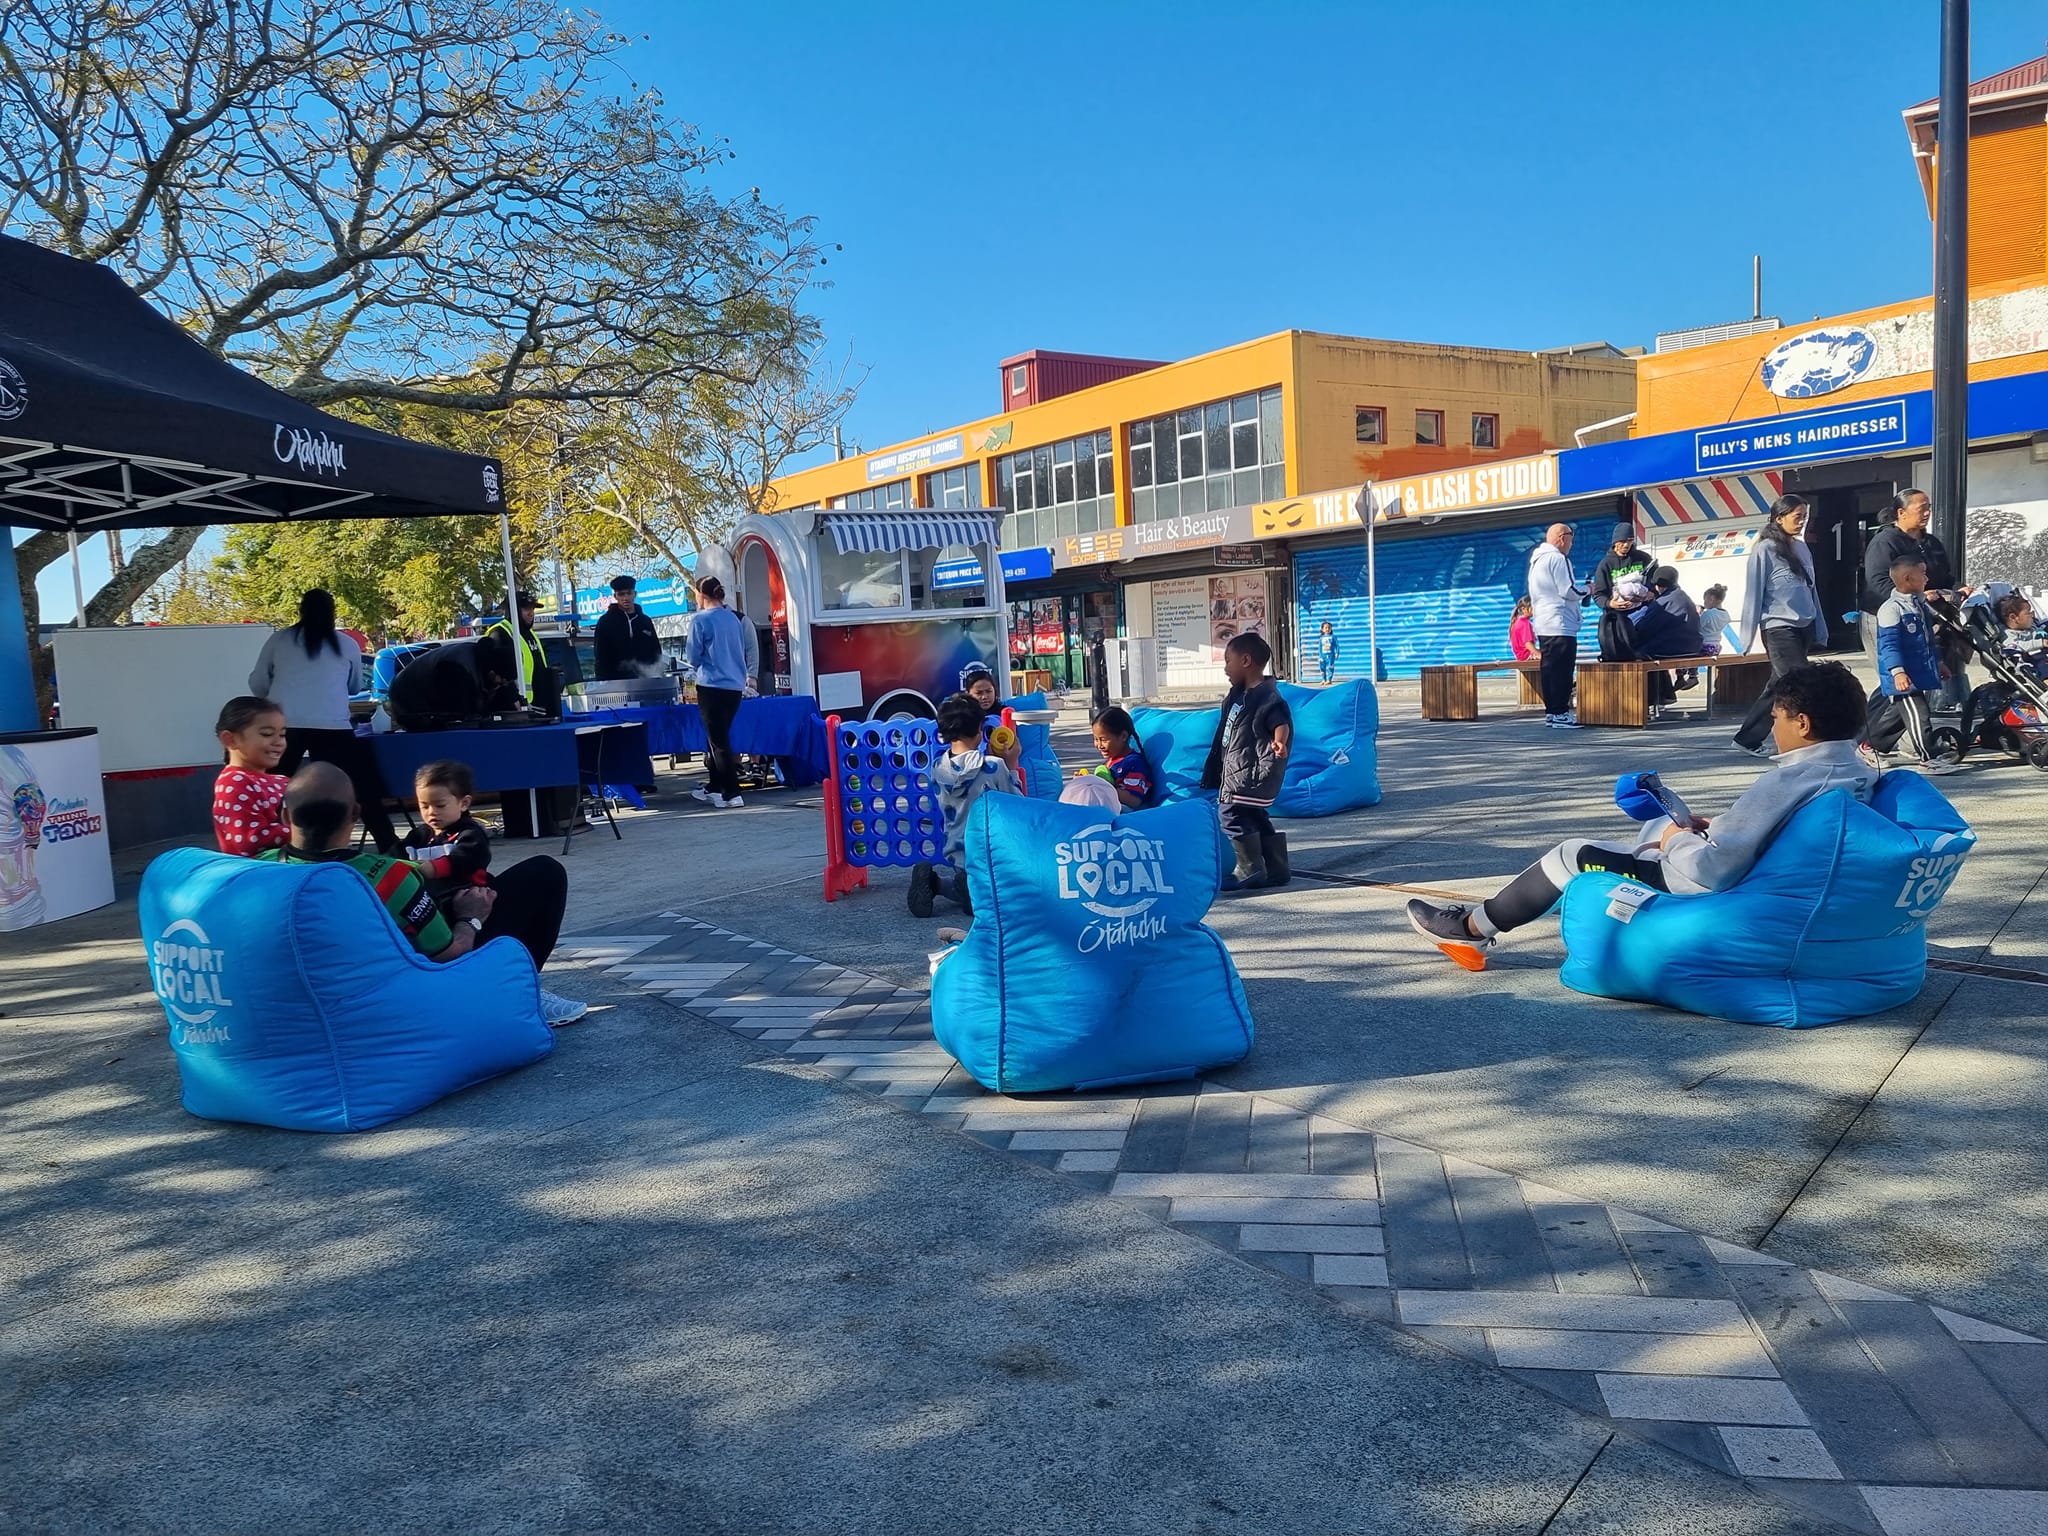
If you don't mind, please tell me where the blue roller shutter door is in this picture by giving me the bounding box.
[1293,513,1614,681]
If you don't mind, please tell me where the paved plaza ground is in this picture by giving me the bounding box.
[4,686,2046,1534]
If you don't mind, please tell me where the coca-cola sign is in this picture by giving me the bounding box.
[272,423,347,477]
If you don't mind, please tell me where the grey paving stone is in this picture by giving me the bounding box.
[1396,1291,1751,1335]
[1055,1150,1121,1173]
[1115,1094,1194,1173]
[1376,1141,1470,1291]
[1765,1480,1884,1536]
[1061,1170,1114,1194]
[1112,1173,1378,1199]
[1168,1220,1243,1251]
[1181,1092,1253,1172]
[1834,1300,2048,1486]
[1609,1418,1736,1478]
[1720,1266,1958,1486]
[1242,1249,1312,1282]
[1930,1307,2042,1344]
[1166,1196,1381,1226]
[1325,1286,1395,1323]
[1007,1129,1128,1151]
[1005,1149,1063,1170]
[964,1129,1012,1150]
[1236,1224,1384,1255]
[1247,1099,1311,1174]
[1406,1324,1494,1365]
[1445,1168,1557,1293]
[1962,1340,2048,1442]
[1312,1254,1389,1287]
[1595,1374,1809,1428]
[1858,1486,2048,1536]
[1486,1328,1778,1378]
[1617,1228,1737,1300]
[1504,1366,1609,1416]
[1536,1204,1644,1296]
[1307,1124,1377,1176]
[1718,1427,1843,1480]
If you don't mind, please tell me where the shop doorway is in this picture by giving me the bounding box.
[1007,589,1116,694]
[1804,484,1895,653]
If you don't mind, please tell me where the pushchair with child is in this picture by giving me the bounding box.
[1927,592,2048,771]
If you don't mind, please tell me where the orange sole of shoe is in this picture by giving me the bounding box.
[1437,942,1489,973]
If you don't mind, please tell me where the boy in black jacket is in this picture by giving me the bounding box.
[401,758,496,901]
[1201,633,1293,890]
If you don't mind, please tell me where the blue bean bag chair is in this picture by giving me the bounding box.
[140,847,554,1131]
[932,795,1253,1092]
[1127,678,1381,816]
[1557,774,1975,1027]
[1005,690,1065,802]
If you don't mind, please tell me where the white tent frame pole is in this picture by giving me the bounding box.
[1354,487,1378,681]
[497,509,526,698]
[67,529,85,626]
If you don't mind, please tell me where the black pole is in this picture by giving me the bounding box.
[1931,0,1970,578]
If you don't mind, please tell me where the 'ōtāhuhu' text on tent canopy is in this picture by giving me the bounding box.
[0,234,504,533]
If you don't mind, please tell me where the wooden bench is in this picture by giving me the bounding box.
[1419,658,1545,721]
[1575,654,1773,728]
[1420,653,1775,726]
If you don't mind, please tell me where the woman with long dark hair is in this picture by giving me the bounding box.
[1730,495,1827,757]
[248,589,399,851]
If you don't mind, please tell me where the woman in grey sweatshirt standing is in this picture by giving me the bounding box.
[1731,495,1826,757]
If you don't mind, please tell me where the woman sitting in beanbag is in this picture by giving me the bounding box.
[1405,661,1878,972]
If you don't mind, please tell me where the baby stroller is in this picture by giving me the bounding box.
[1928,594,2048,771]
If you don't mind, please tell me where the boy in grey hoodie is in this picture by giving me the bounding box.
[1406,661,1878,971]
[908,692,1022,919]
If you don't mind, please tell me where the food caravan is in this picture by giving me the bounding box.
[724,506,1010,720]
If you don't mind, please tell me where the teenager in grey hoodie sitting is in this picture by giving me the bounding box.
[1406,662,1876,972]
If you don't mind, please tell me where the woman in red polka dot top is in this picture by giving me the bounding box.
[212,696,291,856]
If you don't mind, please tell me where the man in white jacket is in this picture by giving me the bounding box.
[1406,661,1878,971]
[1527,523,1587,729]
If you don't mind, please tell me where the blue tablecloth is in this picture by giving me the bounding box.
[581,696,828,784]
[372,720,654,796]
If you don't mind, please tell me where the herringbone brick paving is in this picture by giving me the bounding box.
[557,915,2048,1536]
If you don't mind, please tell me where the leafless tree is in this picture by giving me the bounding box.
[1,0,823,665]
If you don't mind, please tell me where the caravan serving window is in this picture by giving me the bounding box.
[819,544,906,611]
[913,543,991,611]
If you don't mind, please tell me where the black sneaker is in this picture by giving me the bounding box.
[907,862,935,919]
[1405,899,1493,972]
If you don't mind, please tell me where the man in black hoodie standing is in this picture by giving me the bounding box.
[593,574,663,680]
[1588,523,1658,662]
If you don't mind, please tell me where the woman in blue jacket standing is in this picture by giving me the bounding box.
[686,576,751,808]
[1731,496,1826,758]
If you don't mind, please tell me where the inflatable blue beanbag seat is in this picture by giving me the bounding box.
[140,847,554,1131]
[1127,679,1381,817]
[1558,774,1975,1028]
[1005,690,1064,802]
[932,794,1254,1092]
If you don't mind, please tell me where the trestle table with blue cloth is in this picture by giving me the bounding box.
[372,721,654,801]
[580,695,828,785]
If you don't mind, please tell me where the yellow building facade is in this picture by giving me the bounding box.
[768,329,1636,569]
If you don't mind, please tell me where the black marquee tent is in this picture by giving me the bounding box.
[0,233,505,533]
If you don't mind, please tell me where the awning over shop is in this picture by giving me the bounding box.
[1634,472,1784,529]
[0,234,504,532]
[820,510,1000,555]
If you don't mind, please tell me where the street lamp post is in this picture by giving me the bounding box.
[1931,0,1971,576]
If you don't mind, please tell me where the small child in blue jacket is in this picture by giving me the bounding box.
[1865,552,1959,775]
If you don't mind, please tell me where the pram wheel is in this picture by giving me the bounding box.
[2027,737,2048,772]
[1928,726,1965,765]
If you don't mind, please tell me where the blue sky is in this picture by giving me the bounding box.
[27,0,2048,616]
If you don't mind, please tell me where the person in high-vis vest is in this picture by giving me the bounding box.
[484,591,546,702]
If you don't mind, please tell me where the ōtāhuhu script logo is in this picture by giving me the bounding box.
[273,423,347,476]
[0,354,26,422]
[1054,823,1175,952]
[151,917,234,1043]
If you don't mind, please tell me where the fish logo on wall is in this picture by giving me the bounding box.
[1760,327,1876,399]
